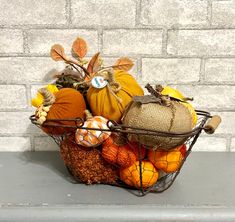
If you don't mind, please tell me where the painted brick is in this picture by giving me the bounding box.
[141,0,207,27]
[211,112,235,135]
[0,137,31,151]
[205,58,235,83]
[193,137,227,152]
[0,29,23,53]
[0,57,64,84]
[0,85,27,110]
[167,30,235,56]
[103,29,163,55]
[71,0,136,27]
[173,85,235,110]
[28,29,99,55]
[0,0,66,26]
[34,136,58,151]
[231,138,235,151]
[142,58,200,84]
[0,112,42,135]
[212,1,235,26]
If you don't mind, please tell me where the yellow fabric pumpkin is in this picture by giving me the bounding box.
[87,70,144,122]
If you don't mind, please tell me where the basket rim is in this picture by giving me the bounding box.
[29,109,211,138]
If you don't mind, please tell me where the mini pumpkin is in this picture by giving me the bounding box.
[102,136,137,168]
[87,69,144,122]
[75,110,111,147]
[120,161,159,189]
[39,88,86,135]
[128,141,146,160]
[148,148,183,173]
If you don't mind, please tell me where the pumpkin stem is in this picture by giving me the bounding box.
[84,109,93,120]
[38,88,55,106]
[182,97,194,102]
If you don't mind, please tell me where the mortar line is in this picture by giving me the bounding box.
[22,29,30,54]
[2,25,235,30]
[2,54,235,59]
[135,0,141,27]
[2,82,235,86]
[207,0,213,26]
[162,29,168,56]
[98,28,103,53]
[65,0,72,27]
[227,136,232,152]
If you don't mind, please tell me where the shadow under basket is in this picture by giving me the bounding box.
[30,110,221,196]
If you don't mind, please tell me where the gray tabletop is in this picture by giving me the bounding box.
[0,151,234,221]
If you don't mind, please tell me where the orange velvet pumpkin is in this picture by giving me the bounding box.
[102,137,136,168]
[43,88,86,135]
[120,161,159,189]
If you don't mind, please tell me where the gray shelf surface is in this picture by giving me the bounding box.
[0,151,234,221]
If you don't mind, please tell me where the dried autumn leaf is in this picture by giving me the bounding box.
[112,57,134,71]
[87,52,101,74]
[72,37,87,59]
[50,44,66,61]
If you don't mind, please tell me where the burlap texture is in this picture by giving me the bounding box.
[122,101,193,150]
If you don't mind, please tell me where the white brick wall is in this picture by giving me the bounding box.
[0,0,67,26]
[212,1,235,27]
[0,29,23,53]
[103,29,163,55]
[140,0,208,27]
[0,0,233,151]
[71,0,136,27]
[167,30,235,56]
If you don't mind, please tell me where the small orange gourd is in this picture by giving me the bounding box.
[148,148,183,173]
[120,161,159,189]
[75,110,111,147]
[128,142,146,160]
[87,70,144,122]
[102,137,136,168]
[40,88,86,135]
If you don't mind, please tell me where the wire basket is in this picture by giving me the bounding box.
[30,110,220,196]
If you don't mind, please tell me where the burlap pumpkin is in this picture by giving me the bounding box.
[87,70,144,122]
[122,92,193,150]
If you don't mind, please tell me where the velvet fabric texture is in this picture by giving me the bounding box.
[43,88,86,135]
[87,70,144,122]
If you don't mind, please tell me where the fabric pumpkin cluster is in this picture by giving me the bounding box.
[30,36,198,188]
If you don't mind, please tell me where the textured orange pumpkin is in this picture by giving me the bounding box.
[120,161,159,189]
[128,142,146,160]
[102,137,136,168]
[148,148,183,173]
[87,70,144,122]
[43,88,86,135]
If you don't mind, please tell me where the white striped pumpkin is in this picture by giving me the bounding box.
[75,115,111,147]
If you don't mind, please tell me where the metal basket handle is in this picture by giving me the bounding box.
[204,115,221,134]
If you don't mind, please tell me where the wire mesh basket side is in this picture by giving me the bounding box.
[29,110,211,196]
